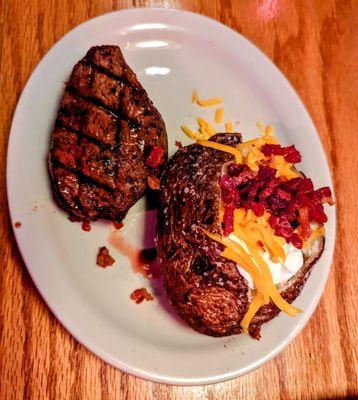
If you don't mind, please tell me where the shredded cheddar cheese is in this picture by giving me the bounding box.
[234,208,246,231]
[270,155,300,179]
[246,244,302,317]
[225,121,233,132]
[233,209,286,263]
[196,139,242,163]
[240,291,265,332]
[181,125,201,141]
[256,121,266,133]
[232,229,258,249]
[197,118,216,139]
[265,125,274,136]
[202,229,269,301]
[215,108,224,124]
[246,148,265,171]
[202,199,305,328]
[192,90,199,103]
[197,97,222,107]
[220,247,269,303]
[192,90,222,107]
[238,138,261,149]
[249,223,286,262]
[203,224,302,329]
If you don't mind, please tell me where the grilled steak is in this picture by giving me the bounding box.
[157,133,324,338]
[49,45,168,221]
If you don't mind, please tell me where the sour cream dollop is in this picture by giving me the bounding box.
[228,234,303,289]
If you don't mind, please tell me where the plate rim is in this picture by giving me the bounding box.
[6,7,336,385]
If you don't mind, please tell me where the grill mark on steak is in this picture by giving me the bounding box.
[53,123,120,152]
[66,86,121,117]
[49,45,167,221]
[51,150,117,193]
[80,60,143,94]
[68,62,123,112]
[58,91,118,146]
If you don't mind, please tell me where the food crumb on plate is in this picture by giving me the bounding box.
[175,140,183,149]
[68,215,92,232]
[82,221,91,232]
[113,221,124,230]
[130,288,154,304]
[96,246,115,268]
[14,221,22,229]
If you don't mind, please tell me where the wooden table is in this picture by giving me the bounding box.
[1,1,357,399]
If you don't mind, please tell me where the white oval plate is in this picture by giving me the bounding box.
[7,8,335,385]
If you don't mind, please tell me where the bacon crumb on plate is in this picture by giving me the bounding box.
[175,140,183,149]
[68,215,92,232]
[130,288,154,304]
[97,246,115,268]
[82,221,91,232]
[113,221,124,230]
[14,221,22,228]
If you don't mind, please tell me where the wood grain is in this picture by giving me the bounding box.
[0,1,357,399]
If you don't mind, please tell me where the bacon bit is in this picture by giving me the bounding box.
[314,187,334,205]
[175,140,183,149]
[321,196,335,206]
[291,233,303,249]
[221,164,332,247]
[223,203,235,236]
[113,221,124,230]
[257,240,264,248]
[96,246,115,268]
[68,215,92,232]
[146,146,164,168]
[14,221,21,229]
[261,143,302,164]
[82,221,91,232]
[68,215,82,223]
[252,202,265,217]
[269,215,293,241]
[130,288,154,304]
[298,207,312,240]
[147,176,160,190]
